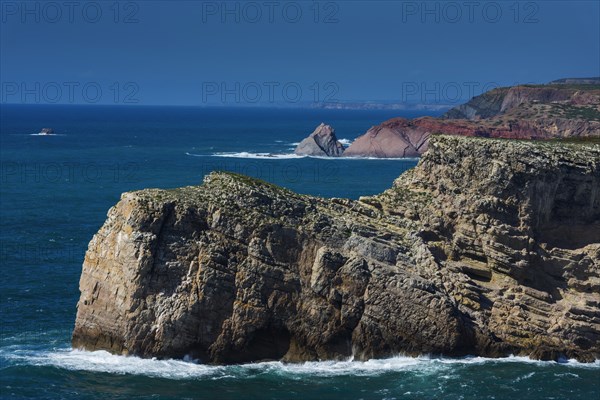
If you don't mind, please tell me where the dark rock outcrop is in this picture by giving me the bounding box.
[295,123,345,157]
[72,136,600,364]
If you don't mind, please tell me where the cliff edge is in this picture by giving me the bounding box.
[72,136,600,363]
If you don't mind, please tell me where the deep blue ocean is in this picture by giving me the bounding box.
[1,104,598,400]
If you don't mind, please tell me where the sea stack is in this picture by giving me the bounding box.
[294,123,345,157]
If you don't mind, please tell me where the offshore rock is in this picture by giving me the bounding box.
[73,136,600,364]
[295,123,345,157]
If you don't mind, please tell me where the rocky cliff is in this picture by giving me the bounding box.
[444,84,600,122]
[72,136,600,363]
[295,123,345,157]
[344,83,600,158]
[343,117,477,158]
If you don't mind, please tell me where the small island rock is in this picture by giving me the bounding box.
[294,123,345,157]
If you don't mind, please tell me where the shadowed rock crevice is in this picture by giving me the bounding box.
[73,136,600,363]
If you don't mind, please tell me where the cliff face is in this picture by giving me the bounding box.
[72,136,600,363]
[344,84,600,158]
[342,117,432,158]
[444,84,600,121]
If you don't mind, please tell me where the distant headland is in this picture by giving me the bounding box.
[296,78,600,158]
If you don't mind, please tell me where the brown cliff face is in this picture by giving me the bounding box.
[72,136,600,364]
[444,84,600,120]
[342,118,429,158]
[345,84,600,158]
[344,117,484,158]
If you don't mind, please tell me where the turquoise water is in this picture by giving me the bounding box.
[1,105,598,399]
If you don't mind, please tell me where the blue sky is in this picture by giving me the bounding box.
[1,0,599,106]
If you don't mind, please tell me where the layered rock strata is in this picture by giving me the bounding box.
[73,136,600,363]
[344,83,600,157]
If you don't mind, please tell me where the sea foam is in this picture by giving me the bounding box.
[186,151,419,161]
[2,347,598,380]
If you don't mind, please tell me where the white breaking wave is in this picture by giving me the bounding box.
[284,139,351,147]
[2,348,223,379]
[2,348,598,380]
[209,152,304,160]
[185,152,419,161]
[213,152,304,159]
[29,133,64,136]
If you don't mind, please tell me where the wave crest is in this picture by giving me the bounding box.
[2,347,598,380]
[185,152,419,161]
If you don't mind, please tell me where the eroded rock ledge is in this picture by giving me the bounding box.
[72,136,600,363]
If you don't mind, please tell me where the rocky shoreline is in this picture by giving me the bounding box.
[72,135,600,364]
[296,82,600,158]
